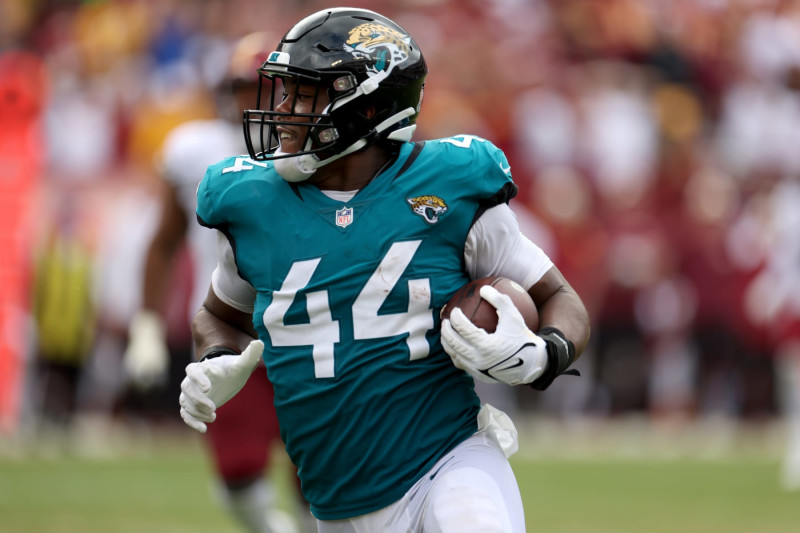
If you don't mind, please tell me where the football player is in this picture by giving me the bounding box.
[123,33,306,533]
[179,8,590,532]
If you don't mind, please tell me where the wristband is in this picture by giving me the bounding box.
[529,327,580,391]
[199,345,238,362]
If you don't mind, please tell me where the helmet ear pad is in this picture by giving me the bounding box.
[324,89,412,151]
[318,94,378,155]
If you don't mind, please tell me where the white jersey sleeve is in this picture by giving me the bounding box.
[211,231,256,313]
[464,203,554,290]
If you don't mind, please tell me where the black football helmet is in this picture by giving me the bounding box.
[243,8,427,175]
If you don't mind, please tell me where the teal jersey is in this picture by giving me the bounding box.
[197,135,517,520]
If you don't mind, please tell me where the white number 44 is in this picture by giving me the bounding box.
[263,241,433,378]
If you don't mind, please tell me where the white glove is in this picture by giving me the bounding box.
[124,310,169,389]
[179,340,264,433]
[440,285,548,386]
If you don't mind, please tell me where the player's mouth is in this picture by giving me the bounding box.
[277,128,299,153]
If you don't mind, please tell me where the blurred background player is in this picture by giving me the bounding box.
[30,193,96,445]
[122,32,308,533]
[743,175,800,491]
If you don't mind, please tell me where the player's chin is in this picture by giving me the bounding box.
[277,141,298,154]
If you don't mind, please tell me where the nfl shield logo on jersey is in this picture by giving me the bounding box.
[336,206,354,228]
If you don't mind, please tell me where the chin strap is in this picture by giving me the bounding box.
[317,107,416,165]
[273,148,319,182]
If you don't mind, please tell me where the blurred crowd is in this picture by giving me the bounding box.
[2,0,800,444]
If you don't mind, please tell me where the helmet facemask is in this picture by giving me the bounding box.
[244,70,417,175]
[244,67,362,182]
[243,68,336,155]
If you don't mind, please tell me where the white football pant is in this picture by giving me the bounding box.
[316,428,525,532]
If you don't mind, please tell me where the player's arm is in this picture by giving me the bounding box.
[442,203,590,389]
[180,289,262,433]
[192,285,257,360]
[142,183,188,310]
[179,236,262,433]
[524,264,590,390]
[124,183,188,388]
[191,231,259,358]
[528,265,590,360]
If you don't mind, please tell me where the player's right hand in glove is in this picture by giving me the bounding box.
[124,310,169,390]
[441,285,578,390]
[179,340,263,433]
[440,285,549,386]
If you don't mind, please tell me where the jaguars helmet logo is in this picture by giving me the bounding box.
[406,195,448,224]
[344,23,411,76]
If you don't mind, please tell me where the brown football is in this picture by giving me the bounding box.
[440,276,539,333]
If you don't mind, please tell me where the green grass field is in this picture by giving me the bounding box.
[0,418,797,532]
[515,459,797,533]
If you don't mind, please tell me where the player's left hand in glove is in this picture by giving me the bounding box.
[179,340,263,433]
[440,285,548,386]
